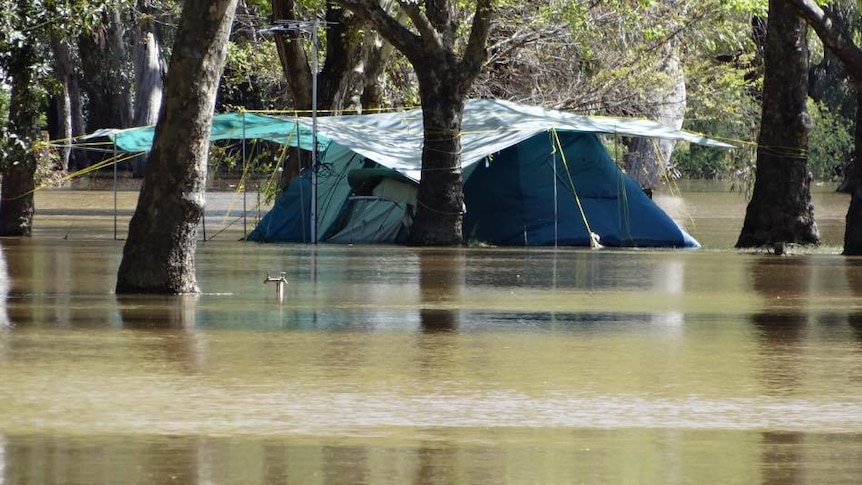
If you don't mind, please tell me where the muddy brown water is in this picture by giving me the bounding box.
[1,182,861,484]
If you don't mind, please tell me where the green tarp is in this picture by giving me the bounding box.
[106,112,327,153]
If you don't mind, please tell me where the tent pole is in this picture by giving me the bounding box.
[310,19,319,244]
[242,110,247,238]
[113,143,118,241]
[552,130,558,247]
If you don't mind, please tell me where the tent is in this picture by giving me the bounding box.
[95,99,730,247]
[246,99,730,247]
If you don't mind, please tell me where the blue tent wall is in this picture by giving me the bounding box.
[462,131,699,248]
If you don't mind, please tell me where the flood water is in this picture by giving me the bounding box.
[2,182,862,484]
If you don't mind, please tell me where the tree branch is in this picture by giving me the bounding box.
[337,0,424,62]
[396,0,444,53]
[786,0,862,79]
[459,0,493,85]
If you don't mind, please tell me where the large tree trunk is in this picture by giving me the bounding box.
[410,68,466,246]
[843,90,862,254]
[116,0,238,294]
[736,0,819,249]
[1,45,41,236]
[784,0,862,253]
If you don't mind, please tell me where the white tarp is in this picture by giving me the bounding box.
[303,99,733,181]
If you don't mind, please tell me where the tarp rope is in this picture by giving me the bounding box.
[2,150,140,201]
[550,128,602,249]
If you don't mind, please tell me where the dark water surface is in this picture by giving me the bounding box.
[1,185,862,484]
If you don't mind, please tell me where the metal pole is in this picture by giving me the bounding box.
[310,20,319,244]
[113,143,118,240]
[242,110,248,237]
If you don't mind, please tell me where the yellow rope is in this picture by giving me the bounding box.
[3,151,140,200]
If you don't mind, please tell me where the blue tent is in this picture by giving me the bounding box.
[247,100,724,248]
[463,130,699,247]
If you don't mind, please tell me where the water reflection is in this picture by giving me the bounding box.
[0,244,9,329]
[1,239,122,328]
[117,295,205,374]
[749,257,809,396]
[419,249,463,332]
[117,294,198,329]
[844,258,862,337]
[760,432,804,485]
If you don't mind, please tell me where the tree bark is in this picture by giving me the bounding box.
[411,73,466,245]
[78,8,133,131]
[130,0,165,177]
[844,89,862,254]
[272,0,314,110]
[1,44,41,236]
[50,34,74,173]
[359,31,395,111]
[784,0,862,254]
[736,0,819,249]
[133,0,164,127]
[116,0,239,294]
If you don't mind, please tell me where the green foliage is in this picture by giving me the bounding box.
[222,39,288,109]
[0,88,9,128]
[807,100,854,181]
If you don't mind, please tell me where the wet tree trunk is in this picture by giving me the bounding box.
[736,0,819,249]
[0,44,41,236]
[116,0,239,294]
[410,63,467,245]
[843,89,862,254]
[785,0,862,254]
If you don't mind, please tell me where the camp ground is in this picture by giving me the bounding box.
[96,99,732,247]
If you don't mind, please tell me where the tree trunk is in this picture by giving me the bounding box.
[844,90,862,254]
[133,0,164,127]
[624,46,686,191]
[50,34,75,173]
[736,0,819,249]
[409,62,466,246]
[359,31,395,111]
[116,0,238,294]
[272,0,313,110]
[131,0,165,177]
[78,8,132,132]
[1,45,41,236]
